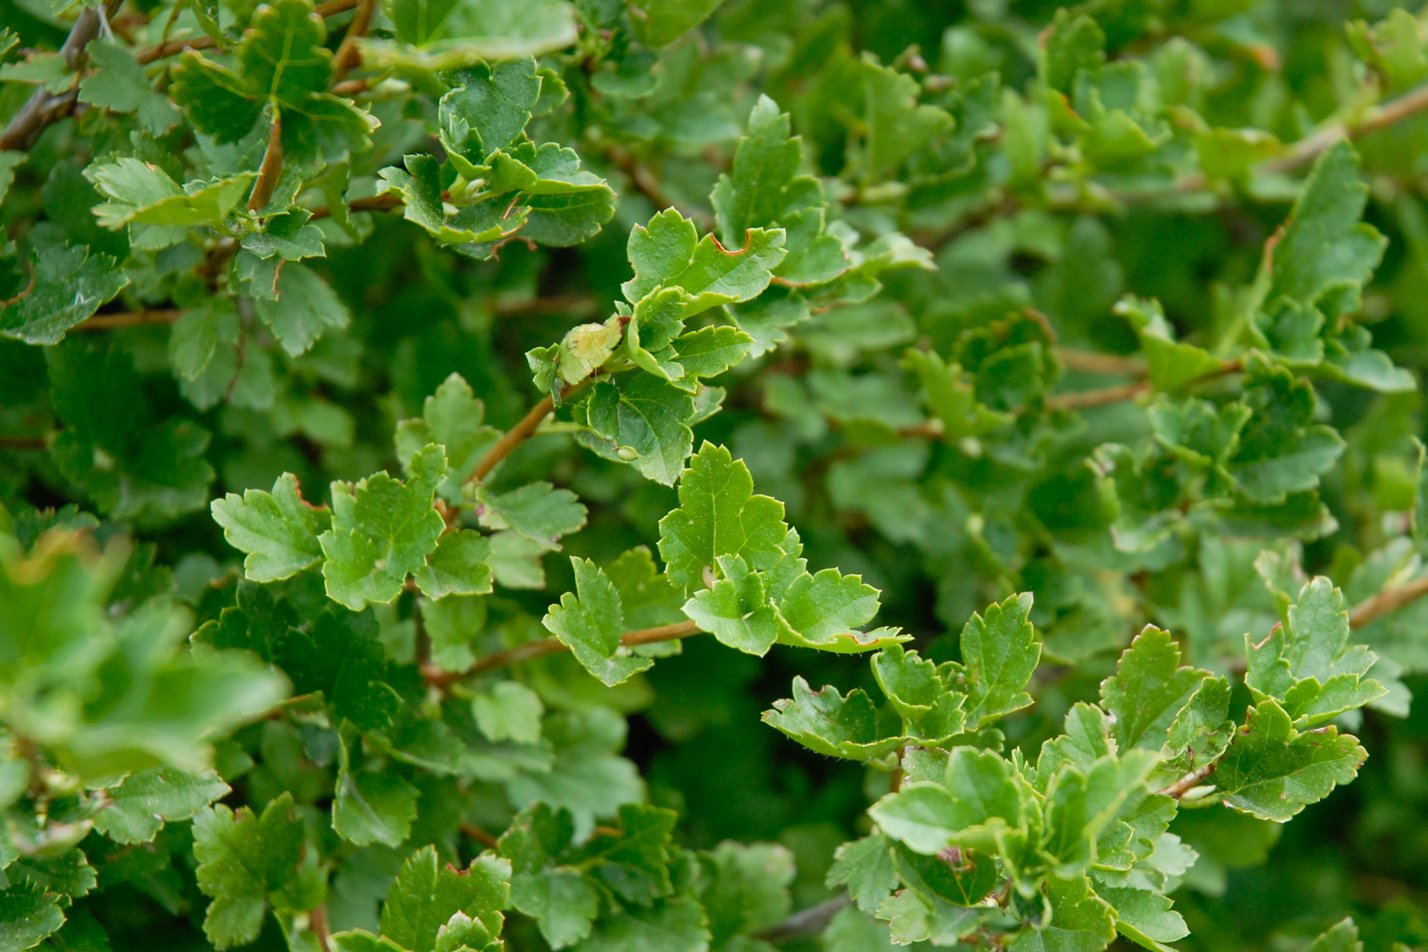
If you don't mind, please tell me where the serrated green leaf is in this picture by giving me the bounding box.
[375,0,579,66]
[623,209,787,317]
[0,883,65,952]
[1265,142,1385,311]
[762,676,901,761]
[86,158,253,231]
[775,567,882,649]
[413,529,493,599]
[629,0,723,47]
[1095,885,1189,952]
[95,768,230,844]
[1043,752,1157,873]
[334,741,419,848]
[379,153,523,245]
[471,681,543,745]
[1008,876,1115,952]
[193,793,305,949]
[439,58,541,160]
[170,53,263,141]
[396,372,501,498]
[253,262,351,357]
[380,848,510,951]
[1212,699,1366,822]
[683,553,783,655]
[319,445,447,609]
[211,473,329,582]
[511,869,598,948]
[584,374,695,486]
[960,593,1041,727]
[238,0,332,106]
[1099,627,1209,751]
[1245,576,1384,724]
[542,557,651,686]
[475,481,586,550]
[870,748,1023,856]
[828,834,898,914]
[658,442,790,593]
[0,242,128,344]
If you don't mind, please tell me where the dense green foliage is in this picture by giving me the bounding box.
[2,0,1428,949]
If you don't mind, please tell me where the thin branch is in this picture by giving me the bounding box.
[423,620,702,688]
[248,111,284,213]
[465,381,587,485]
[1045,380,1150,413]
[1159,761,1218,799]
[1349,575,1428,629]
[307,192,402,220]
[309,906,331,952]
[0,0,123,151]
[459,822,500,850]
[0,436,48,450]
[753,895,852,943]
[1057,348,1147,377]
[332,0,377,78]
[78,307,183,331]
[1268,81,1428,175]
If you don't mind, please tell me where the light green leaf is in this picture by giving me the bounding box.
[87,158,253,230]
[238,0,333,106]
[439,58,541,159]
[542,557,652,686]
[776,567,882,649]
[1095,885,1189,952]
[511,869,598,948]
[476,481,586,550]
[0,883,65,952]
[828,835,898,914]
[334,753,419,848]
[762,677,902,761]
[395,372,500,498]
[683,554,783,655]
[95,768,230,844]
[380,848,510,951]
[1265,142,1385,311]
[413,529,493,599]
[1212,699,1366,822]
[1099,627,1209,751]
[211,473,329,582]
[960,593,1041,727]
[319,444,447,609]
[629,0,724,47]
[869,748,1023,856]
[658,443,790,593]
[1008,876,1115,952]
[584,374,696,486]
[472,681,544,745]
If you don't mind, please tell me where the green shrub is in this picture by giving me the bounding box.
[2,1,1427,949]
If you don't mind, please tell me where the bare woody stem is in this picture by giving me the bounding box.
[1159,761,1218,799]
[465,381,587,485]
[1349,575,1428,630]
[248,111,284,213]
[1045,380,1150,413]
[422,620,701,688]
[77,308,182,331]
[0,0,123,151]
[332,0,377,78]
